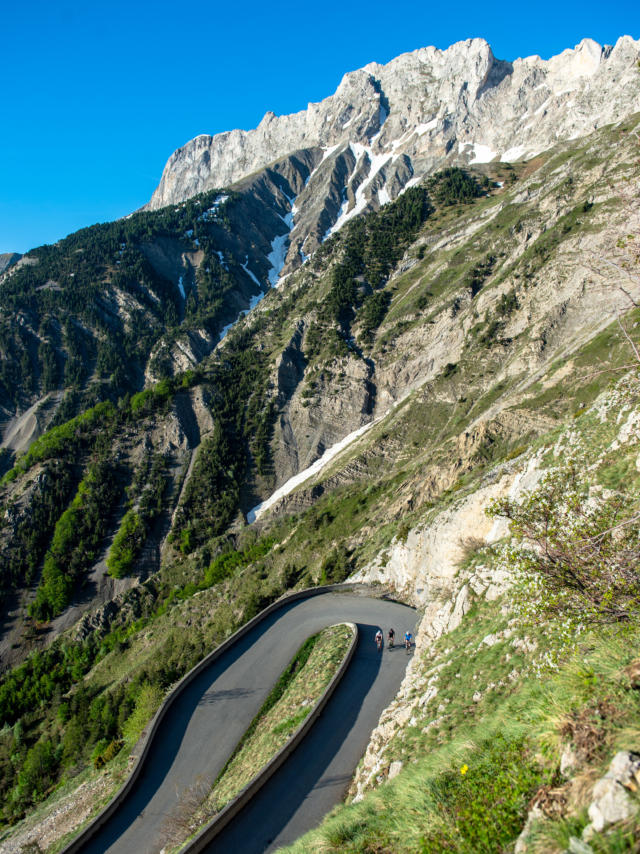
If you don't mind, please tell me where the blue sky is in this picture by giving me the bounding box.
[1,0,638,254]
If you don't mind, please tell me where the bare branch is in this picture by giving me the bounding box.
[574,510,640,545]
[577,363,639,383]
[619,285,640,308]
[616,314,640,364]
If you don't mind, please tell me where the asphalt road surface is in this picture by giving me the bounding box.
[78,591,416,854]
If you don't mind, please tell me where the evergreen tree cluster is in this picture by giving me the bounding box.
[0,189,241,407]
[173,339,275,550]
[30,458,122,620]
[0,461,75,610]
[427,167,484,207]
[107,454,168,578]
[323,186,432,334]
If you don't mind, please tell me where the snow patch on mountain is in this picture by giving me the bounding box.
[217,284,267,344]
[501,145,528,162]
[247,419,378,523]
[267,224,292,286]
[148,34,640,273]
[200,194,229,222]
[241,256,263,289]
[218,320,235,342]
[268,195,297,286]
[326,143,392,237]
[415,119,438,136]
[469,143,497,164]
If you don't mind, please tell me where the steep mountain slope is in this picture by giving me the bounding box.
[0,159,312,441]
[148,36,640,273]
[0,41,639,853]
[2,36,638,444]
[0,255,20,276]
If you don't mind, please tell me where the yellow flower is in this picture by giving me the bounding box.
[460,764,469,776]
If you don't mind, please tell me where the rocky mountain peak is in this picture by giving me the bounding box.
[147,35,640,281]
[0,252,21,275]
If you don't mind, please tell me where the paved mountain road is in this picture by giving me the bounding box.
[77,591,416,854]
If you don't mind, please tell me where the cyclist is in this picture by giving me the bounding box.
[375,629,383,651]
[404,631,413,652]
[387,628,395,648]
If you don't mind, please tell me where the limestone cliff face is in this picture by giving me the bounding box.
[148,37,640,273]
[0,253,21,275]
[253,114,640,507]
[346,454,544,799]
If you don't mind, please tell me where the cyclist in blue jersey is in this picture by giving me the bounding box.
[404,631,413,652]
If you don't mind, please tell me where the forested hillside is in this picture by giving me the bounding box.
[0,112,639,852]
[0,148,318,430]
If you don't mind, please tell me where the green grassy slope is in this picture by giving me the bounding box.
[0,116,639,849]
[282,372,640,852]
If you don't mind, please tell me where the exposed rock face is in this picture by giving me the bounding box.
[351,453,542,605]
[145,327,217,385]
[347,455,543,799]
[271,345,374,487]
[516,750,640,852]
[0,253,21,275]
[148,37,640,274]
[585,751,640,837]
[0,392,62,455]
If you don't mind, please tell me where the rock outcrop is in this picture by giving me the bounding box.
[148,37,640,274]
[0,253,21,275]
[585,751,640,838]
